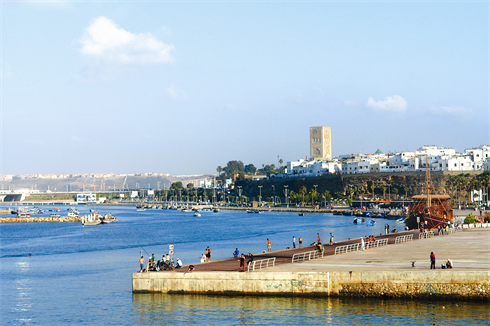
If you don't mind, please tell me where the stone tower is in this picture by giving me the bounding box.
[310,126,332,160]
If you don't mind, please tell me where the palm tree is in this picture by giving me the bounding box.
[300,186,307,206]
[279,158,283,166]
[371,185,375,199]
[404,187,409,199]
[217,166,222,177]
[393,188,399,199]
[382,187,387,199]
[481,174,490,203]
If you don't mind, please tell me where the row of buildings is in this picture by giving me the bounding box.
[279,127,490,178]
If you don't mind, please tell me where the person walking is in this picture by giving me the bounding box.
[430,252,436,269]
[267,239,271,252]
[329,233,334,245]
[292,236,296,248]
[317,233,321,245]
[299,237,303,248]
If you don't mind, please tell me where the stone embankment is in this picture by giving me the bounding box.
[0,216,82,223]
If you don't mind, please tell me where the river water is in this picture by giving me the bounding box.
[0,205,488,325]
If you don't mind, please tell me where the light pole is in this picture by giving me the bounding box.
[258,185,263,204]
[284,185,289,208]
[387,184,391,201]
[313,185,318,208]
[237,186,242,206]
[272,185,275,206]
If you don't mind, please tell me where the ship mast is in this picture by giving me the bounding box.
[426,156,431,209]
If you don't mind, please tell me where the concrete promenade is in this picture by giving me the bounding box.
[133,229,490,299]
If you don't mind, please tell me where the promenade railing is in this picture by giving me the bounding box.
[365,238,389,249]
[292,249,324,263]
[247,257,276,272]
[395,234,413,244]
[419,231,435,239]
[335,238,389,255]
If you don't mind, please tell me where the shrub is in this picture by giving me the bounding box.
[483,212,490,223]
[465,214,476,224]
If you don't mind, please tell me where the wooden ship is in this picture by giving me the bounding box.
[406,159,453,230]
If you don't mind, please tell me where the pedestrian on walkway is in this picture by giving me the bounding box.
[206,246,211,262]
[267,238,271,252]
[292,236,296,248]
[299,237,303,248]
[430,252,436,269]
[317,233,321,245]
[239,253,246,272]
[329,233,334,245]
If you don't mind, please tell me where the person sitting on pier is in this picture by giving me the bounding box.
[233,248,239,258]
[316,243,323,253]
[247,253,254,265]
[446,259,453,269]
[187,265,195,273]
[176,258,183,269]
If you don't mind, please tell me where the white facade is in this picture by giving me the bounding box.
[76,193,96,203]
[285,159,341,177]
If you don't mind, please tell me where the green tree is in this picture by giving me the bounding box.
[171,182,183,190]
[217,166,222,177]
[223,160,245,177]
[244,164,257,175]
[299,186,307,206]
[371,185,375,199]
[382,187,387,199]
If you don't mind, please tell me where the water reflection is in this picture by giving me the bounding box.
[132,294,490,325]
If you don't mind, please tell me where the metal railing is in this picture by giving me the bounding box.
[247,257,276,272]
[419,230,435,239]
[334,238,389,255]
[291,249,324,263]
[395,234,413,244]
[365,238,389,249]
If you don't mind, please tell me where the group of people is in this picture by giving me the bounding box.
[430,252,453,269]
[139,253,183,272]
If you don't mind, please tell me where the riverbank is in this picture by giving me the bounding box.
[133,229,490,300]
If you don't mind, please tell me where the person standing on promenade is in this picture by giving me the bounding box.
[239,253,246,272]
[139,256,146,273]
[330,233,334,245]
[299,237,303,248]
[292,236,296,248]
[317,233,321,245]
[430,252,436,269]
[267,239,271,252]
[206,246,211,262]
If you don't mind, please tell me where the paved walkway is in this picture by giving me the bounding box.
[164,228,489,273]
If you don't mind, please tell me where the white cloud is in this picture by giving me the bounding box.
[429,106,473,116]
[80,16,174,65]
[164,84,186,101]
[366,95,408,113]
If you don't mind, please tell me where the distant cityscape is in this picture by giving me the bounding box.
[1,126,489,188]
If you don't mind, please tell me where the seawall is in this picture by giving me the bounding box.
[133,270,489,300]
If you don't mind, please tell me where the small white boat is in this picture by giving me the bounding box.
[68,211,79,217]
[136,208,146,212]
[194,212,201,217]
[50,213,61,218]
[395,218,406,224]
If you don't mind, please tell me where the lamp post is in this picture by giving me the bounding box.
[237,186,242,206]
[387,183,391,201]
[272,185,275,206]
[313,185,318,208]
[258,185,263,204]
[284,185,289,208]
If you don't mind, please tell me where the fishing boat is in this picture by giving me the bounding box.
[366,220,376,226]
[213,209,220,213]
[299,213,305,216]
[50,213,61,218]
[353,218,363,224]
[67,211,79,217]
[406,159,453,230]
[194,212,201,217]
[395,218,405,224]
[246,210,255,213]
[81,213,101,226]
[136,208,146,212]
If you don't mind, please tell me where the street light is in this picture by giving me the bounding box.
[387,183,391,201]
[284,185,289,208]
[272,185,275,206]
[258,185,263,204]
[313,185,318,208]
[237,186,242,205]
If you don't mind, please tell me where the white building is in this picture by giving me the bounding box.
[76,193,96,203]
[284,159,341,177]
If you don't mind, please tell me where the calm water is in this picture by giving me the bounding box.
[0,205,488,325]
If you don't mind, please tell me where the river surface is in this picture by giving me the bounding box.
[0,205,488,325]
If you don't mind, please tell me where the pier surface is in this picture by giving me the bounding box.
[133,228,490,299]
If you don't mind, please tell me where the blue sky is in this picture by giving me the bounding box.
[1,0,489,175]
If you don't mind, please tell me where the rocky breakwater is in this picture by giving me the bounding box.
[0,216,82,223]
